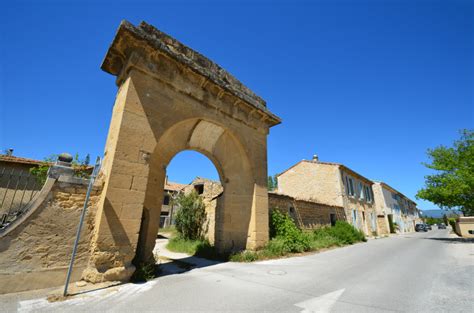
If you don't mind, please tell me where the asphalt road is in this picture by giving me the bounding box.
[6,229,474,313]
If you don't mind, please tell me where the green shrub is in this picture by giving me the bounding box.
[230,218,367,263]
[311,228,342,249]
[315,221,366,245]
[264,237,291,256]
[174,191,207,240]
[270,210,311,253]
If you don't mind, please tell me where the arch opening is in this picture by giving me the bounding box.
[144,150,223,261]
[133,118,256,264]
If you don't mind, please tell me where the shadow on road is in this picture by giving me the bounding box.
[157,255,224,278]
[424,237,474,244]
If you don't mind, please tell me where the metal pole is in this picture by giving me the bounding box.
[63,157,101,297]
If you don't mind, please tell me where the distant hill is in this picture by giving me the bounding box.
[421,209,461,218]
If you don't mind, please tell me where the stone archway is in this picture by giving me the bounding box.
[83,21,280,283]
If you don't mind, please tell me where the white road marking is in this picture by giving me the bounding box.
[294,288,345,313]
[18,281,157,313]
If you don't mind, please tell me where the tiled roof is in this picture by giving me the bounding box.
[164,181,187,192]
[0,155,46,166]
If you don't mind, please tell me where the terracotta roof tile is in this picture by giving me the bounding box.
[0,155,45,166]
[164,181,187,192]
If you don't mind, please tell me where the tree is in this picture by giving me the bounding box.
[416,129,474,216]
[267,176,275,191]
[267,175,279,191]
[174,191,207,240]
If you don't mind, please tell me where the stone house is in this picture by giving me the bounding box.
[276,156,378,236]
[159,178,187,228]
[372,182,421,234]
[182,177,223,244]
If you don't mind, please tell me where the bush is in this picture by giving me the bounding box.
[321,221,366,244]
[174,191,207,240]
[230,217,367,262]
[270,210,311,253]
[265,237,291,256]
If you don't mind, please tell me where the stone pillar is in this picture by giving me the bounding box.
[82,77,155,283]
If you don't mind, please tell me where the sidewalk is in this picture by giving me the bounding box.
[153,233,221,275]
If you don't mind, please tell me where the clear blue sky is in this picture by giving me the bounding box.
[1,0,472,212]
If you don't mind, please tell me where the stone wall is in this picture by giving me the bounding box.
[0,176,100,294]
[268,192,345,229]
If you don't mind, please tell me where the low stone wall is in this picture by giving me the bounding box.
[0,175,100,294]
[268,192,345,229]
[456,217,474,238]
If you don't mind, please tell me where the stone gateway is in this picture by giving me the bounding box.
[82,21,281,283]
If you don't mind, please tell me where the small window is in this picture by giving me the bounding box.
[365,186,372,202]
[194,184,204,195]
[346,177,355,196]
[330,213,336,227]
[163,195,170,205]
[352,209,357,225]
[289,207,295,213]
[359,183,364,200]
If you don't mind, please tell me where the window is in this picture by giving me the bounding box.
[371,213,377,231]
[163,195,170,205]
[352,209,357,227]
[359,182,365,200]
[346,176,355,196]
[289,207,295,214]
[194,184,204,195]
[365,186,372,203]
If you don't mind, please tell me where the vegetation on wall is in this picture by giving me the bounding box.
[29,153,91,184]
[417,129,474,216]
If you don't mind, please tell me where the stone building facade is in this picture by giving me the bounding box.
[277,157,378,236]
[372,182,421,234]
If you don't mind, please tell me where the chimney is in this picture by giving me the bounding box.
[6,148,13,156]
[312,154,319,162]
